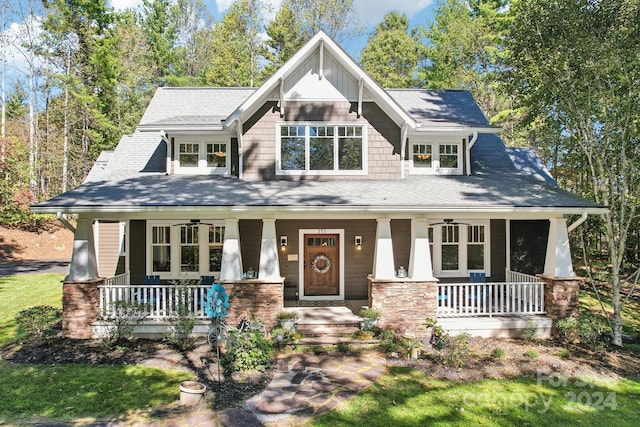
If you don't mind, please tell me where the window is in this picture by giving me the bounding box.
[179,225,199,272]
[148,221,225,278]
[441,225,459,271]
[208,225,224,272]
[151,225,171,273]
[467,225,485,270]
[175,138,229,175]
[278,123,366,174]
[429,221,489,277]
[410,140,463,175]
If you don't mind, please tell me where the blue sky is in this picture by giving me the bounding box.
[109,0,438,60]
[1,0,437,84]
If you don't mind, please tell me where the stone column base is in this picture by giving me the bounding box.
[62,278,103,339]
[220,279,285,331]
[368,277,437,339]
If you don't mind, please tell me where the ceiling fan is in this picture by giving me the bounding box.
[172,219,217,227]
[428,218,471,226]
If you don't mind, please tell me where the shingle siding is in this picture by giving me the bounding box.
[241,101,401,181]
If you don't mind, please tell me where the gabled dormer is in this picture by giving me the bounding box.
[135,31,499,181]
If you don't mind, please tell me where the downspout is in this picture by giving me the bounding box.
[466,131,478,176]
[160,130,170,174]
[235,118,243,179]
[567,212,588,233]
[57,212,76,233]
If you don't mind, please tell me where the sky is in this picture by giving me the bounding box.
[1,0,437,85]
[109,0,438,59]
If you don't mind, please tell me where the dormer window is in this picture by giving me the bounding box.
[410,138,463,175]
[174,137,229,175]
[277,123,367,175]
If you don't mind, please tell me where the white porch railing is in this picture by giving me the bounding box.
[505,270,542,283]
[437,280,546,318]
[98,275,212,321]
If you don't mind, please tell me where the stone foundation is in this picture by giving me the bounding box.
[62,279,103,339]
[368,277,437,339]
[540,275,581,322]
[221,279,285,331]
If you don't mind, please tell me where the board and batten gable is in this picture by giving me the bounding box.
[241,100,402,181]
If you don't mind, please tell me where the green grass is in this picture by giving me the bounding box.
[0,361,192,425]
[0,273,64,346]
[313,366,640,427]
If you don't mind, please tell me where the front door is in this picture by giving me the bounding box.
[304,234,340,296]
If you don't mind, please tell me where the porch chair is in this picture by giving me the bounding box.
[467,272,487,311]
[136,275,161,304]
[200,276,216,285]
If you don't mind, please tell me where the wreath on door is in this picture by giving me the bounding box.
[311,253,331,274]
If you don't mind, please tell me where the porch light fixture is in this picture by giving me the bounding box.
[355,235,362,250]
[280,236,288,251]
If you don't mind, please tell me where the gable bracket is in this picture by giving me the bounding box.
[319,40,324,80]
[279,77,285,118]
[358,78,364,118]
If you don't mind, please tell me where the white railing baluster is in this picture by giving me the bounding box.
[436,275,546,318]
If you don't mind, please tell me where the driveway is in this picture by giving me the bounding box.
[0,259,70,276]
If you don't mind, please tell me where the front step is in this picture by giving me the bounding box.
[286,306,379,347]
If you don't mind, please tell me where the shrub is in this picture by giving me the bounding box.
[336,342,350,353]
[521,321,537,342]
[424,317,448,349]
[270,327,302,348]
[275,310,299,322]
[555,315,579,344]
[15,305,62,340]
[440,333,471,368]
[525,349,539,358]
[376,328,412,354]
[222,328,274,372]
[491,347,506,359]
[99,300,149,347]
[164,279,198,351]
[558,348,572,359]
[578,314,608,350]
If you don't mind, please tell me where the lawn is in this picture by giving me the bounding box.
[0,362,191,425]
[313,367,640,427]
[0,273,64,346]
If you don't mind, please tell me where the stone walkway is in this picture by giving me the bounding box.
[239,350,387,426]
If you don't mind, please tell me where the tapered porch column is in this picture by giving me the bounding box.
[66,217,98,281]
[544,218,575,277]
[373,218,395,279]
[258,219,281,280]
[409,219,436,280]
[220,218,243,280]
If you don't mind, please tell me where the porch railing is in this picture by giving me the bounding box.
[505,270,542,283]
[437,280,546,318]
[98,275,211,321]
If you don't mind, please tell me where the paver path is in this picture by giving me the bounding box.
[241,350,387,426]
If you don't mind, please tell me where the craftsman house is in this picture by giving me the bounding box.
[32,31,605,340]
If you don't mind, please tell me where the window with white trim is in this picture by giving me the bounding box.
[179,225,199,272]
[148,221,225,278]
[208,225,224,272]
[410,140,463,175]
[277,123,366,174]
[429,221,490,277]
[151,225,171,273]
[174,138,229,175]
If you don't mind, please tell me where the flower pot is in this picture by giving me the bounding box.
[179,381,206,406]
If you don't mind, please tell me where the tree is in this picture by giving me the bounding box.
[421,0,514,137]
[262,1,305,79]
[287,0,361,43]
[360,11,423,88]
[507,0,640,346]
[140,0,181,85]
[205,0,265,87]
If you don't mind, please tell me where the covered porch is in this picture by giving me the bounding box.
[63,214,581,340]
